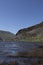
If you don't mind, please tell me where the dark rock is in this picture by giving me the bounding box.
[38,45,43,49]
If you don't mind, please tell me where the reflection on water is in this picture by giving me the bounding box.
[0,42,42,65]
[0,42,39,55]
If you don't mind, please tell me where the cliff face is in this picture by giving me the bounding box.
[15,22,43,42]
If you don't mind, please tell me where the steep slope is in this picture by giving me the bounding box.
[0,30,15,41]
[15,22,43,42]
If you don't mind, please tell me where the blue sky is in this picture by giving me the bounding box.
[0,0,43,34]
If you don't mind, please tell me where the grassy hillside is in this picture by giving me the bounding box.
[0,22,43,42]
[15,22,43,42]
[0,30,15,41]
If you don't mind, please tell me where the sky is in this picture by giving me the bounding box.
[0,0,43,34]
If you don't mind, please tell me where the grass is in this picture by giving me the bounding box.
[20,35,43,42]
[0,31,15,41]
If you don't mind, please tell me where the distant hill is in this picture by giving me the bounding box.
[15,22,43,42]
[0,30,15,41]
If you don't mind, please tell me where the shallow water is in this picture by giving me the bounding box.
[0,42,43,65]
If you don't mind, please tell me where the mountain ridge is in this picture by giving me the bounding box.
[15,22,43,42]
[16,22,43,35]
[0,21,43,42]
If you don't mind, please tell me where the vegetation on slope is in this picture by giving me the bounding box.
[0,30,15,41]
[0,22,43,42]
[15,22,43,42]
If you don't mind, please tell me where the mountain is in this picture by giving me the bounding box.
[0,30,15,41]
[0,22,43,42]
[15,22,43,42]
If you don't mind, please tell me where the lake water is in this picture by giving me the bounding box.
[0,42,43,65]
